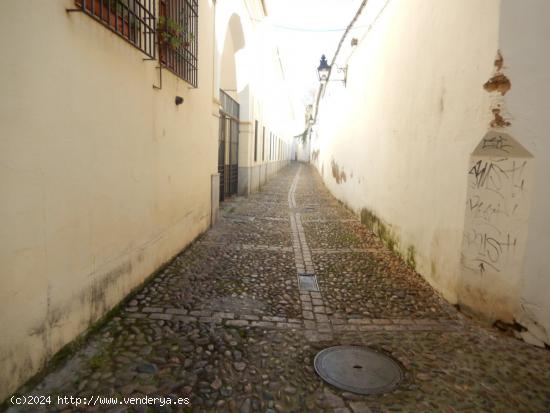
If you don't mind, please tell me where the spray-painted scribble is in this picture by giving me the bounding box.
[461,132,532,275]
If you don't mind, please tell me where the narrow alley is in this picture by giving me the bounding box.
[7,164,550,412]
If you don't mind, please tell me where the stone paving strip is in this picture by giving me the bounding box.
[304,219,359,223]
[124,306,462,333]
[254,216,288,222]
[287,167,335,342]
[196,241,293,253]
[310,247,382,254]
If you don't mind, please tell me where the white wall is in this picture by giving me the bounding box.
[314,0,500,302]
[313,0,550,345]
[0,0,217,401]
[500,0,550,344]
[215,1,296,195]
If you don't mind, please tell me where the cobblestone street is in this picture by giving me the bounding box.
[7,164,550,413]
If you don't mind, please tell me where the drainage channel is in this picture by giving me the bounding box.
[288,167,404,395]
[287,166,333,339]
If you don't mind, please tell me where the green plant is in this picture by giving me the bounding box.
[108,0,123,13]
[158,16,193,50]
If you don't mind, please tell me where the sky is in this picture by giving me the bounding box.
[264,0,364,109]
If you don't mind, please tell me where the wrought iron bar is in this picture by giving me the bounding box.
[72,0,156,58]
[158,0,198,87]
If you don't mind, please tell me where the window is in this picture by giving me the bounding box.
[75,0,156,58]
[159,0,198,87]
[262,127,266,161]
[254,120,258,162]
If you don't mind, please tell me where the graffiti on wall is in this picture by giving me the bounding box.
[461,132,532,275]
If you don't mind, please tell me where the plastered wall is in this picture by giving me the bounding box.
[499,0,550,345]
[313,0,549,345]
[314,0,500,303]
[0,0,217,401]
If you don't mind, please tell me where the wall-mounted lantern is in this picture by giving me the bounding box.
[317,54,347,87]
[317,55,330,84]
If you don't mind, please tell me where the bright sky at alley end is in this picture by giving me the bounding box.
[265,0,364,108]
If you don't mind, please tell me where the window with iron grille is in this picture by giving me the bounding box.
[74,0,156,58]
[159,0,198,87]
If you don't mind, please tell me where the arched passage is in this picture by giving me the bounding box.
[215,9,254,199]
[216,12,249,200]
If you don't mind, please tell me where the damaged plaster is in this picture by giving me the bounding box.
[330,158,347,184]
[485,50,512,128]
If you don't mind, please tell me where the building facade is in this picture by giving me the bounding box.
[0,0,295,401]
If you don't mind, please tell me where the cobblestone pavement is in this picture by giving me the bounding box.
[6,164,550,413]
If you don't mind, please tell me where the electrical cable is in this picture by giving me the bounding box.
[271,23,371,32]
[312,0,369,122]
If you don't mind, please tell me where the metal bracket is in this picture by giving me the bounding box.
[152,65,163,90]
[335,65,347,87]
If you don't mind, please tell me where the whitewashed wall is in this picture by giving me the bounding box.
[499,0,550,345]
[0,0,218,401]
[313,0,550,345]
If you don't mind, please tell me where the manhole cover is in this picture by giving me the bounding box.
[314,346,403,394]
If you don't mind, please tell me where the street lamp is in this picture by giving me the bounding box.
[317,54,330,84]
[317,54,347,86]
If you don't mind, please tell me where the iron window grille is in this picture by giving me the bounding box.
[220,90,239,119]
[74,0,156,58]
[159,0,198,87]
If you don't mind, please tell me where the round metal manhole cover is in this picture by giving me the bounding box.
[314,346,404,394]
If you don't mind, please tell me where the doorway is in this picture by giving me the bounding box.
[218,89,239,201]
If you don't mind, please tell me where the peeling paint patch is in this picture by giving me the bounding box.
[330,158,347,184]
[490,108,511,128]
[483,50,510,95]
[484,50,512,128]
[311,149,320,162]
[484,73,511,95]
[494,50,504,71]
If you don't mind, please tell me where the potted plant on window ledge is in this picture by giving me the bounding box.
[157,16,194,52]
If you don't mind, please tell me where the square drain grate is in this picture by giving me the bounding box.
[298,274,319,291]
